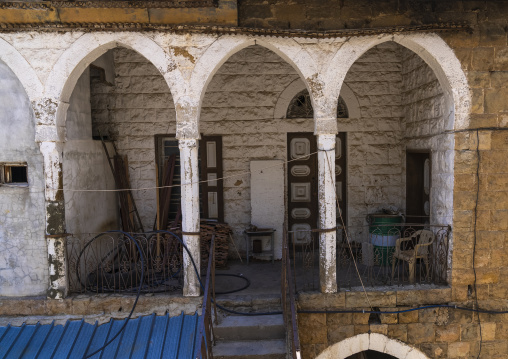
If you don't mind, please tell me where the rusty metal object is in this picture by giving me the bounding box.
[282,227,302,359]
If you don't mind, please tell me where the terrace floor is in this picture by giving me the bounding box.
[213,257,445,298]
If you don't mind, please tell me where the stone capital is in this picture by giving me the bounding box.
[33,98,68,143]
[175,96,200,139]
[178,138,199,150]
[315,118,338,137]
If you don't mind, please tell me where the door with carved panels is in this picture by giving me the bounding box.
[287,133,318,246]
[336,132,347,227]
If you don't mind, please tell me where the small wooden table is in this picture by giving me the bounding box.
[243,229,276,264]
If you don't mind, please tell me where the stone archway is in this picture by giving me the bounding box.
[315,333,429,359]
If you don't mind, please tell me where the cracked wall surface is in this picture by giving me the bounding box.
[0,60,47,296]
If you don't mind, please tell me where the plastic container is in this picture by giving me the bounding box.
[368,214,403,266]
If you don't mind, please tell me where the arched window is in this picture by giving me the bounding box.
[286,89,348,118]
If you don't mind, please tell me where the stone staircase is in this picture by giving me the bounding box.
[212,294,286,359]
[213,314,286,359]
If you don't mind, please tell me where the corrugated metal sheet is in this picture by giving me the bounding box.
[0,313,199,358]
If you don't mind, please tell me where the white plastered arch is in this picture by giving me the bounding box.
[0,37,43,101]
[189,35,320,114]
[339,83,361,119]
[323,33,470,130]
[44,32,185,103]
[274,79,361,120]
[315,333,429,359]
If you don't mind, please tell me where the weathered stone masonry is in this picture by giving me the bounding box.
[0,30,470,299]
[4,1,508,355]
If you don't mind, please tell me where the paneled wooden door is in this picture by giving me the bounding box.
[336,132,347,228]
[200,136,224,222]
[287,133,318,246]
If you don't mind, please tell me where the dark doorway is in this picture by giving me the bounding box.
[406,151,431,224]
[346,350,398,359]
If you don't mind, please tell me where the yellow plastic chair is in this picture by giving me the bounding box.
[391,229,434,283]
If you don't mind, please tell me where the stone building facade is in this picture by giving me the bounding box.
[0,0,507,358]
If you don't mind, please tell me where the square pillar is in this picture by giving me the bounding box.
[39,140,69,299]
[317,133,337,293]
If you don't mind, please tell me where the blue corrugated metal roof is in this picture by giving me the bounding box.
[0,313,199,358]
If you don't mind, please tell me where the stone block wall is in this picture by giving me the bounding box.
[298,288,508,359]
[400,46,453,226]
[91,44,423,252]
[91,48,177,231]
[340,42,405,231]
[91,43,448,253]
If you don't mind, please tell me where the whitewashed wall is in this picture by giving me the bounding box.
[0,60,47,296]
[65,69,119,237]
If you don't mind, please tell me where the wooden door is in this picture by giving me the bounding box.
[287,133,318,246]
[200,136,224,222]
[336,133,347,227]
[406,151,431,224]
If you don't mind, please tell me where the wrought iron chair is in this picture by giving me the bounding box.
[391,229,434,283]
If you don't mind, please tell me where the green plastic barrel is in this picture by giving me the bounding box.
[368,214,403,266]
[368,214,403,236]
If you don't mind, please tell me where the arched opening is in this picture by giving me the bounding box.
[331,41,453,290]
[0,60,47,296]
[315,333,429,359]
[346,351,397,359]
[63,46,181,295]
[197,44,325,294]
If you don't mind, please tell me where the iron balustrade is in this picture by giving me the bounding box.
[195,234,217,359]
[289,223,451,292]
[282,228,302,359]
[67,231,184,294]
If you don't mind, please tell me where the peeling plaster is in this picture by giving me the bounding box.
[0,30,469,298]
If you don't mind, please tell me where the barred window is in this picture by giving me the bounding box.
[286,89,349,119]
[0,163,28,186]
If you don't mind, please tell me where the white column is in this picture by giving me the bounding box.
[317,133,337,293]
[179,138,201,296]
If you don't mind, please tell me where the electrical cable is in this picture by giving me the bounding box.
[298,304,508,315]
[473,129,482,358]
[150,230,283,316]
[81,230,144,359]
[77,227,508,358]
[213,274,251,295]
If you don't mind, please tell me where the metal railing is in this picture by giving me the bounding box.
[67,231,183,294]
[282,228,301,359]
[290,223,451,292]
[195,234,217,359]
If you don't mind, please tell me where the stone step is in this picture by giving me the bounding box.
[215,314,285,341]
[213,339,286,359]
[215,294,282,312]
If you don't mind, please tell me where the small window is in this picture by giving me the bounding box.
[1,163,28,186]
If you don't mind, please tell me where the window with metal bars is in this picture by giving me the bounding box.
[286,89,349,119]
[0,163,28,186]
